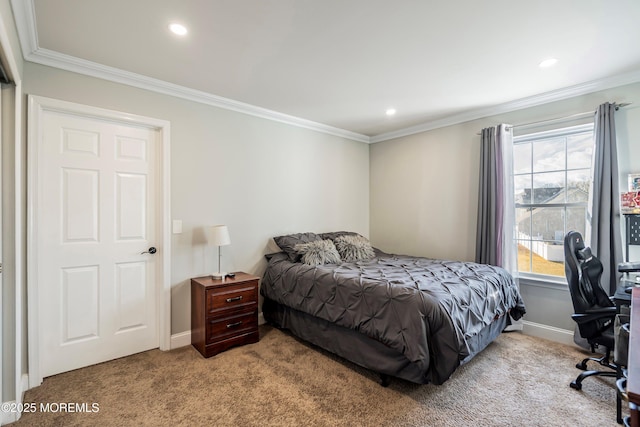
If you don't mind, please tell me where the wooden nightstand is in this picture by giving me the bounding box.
[191,272,259,358]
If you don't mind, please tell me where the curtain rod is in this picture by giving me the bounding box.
[476,102,632,135]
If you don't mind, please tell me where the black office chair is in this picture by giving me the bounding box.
[564,231,640,424]
[563,231,618,389]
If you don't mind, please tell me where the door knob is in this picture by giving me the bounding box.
[141,247,157,255]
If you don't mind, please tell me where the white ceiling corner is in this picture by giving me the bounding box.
[370,68,640,143]
[10,0,640,144]
[10,0,370,143]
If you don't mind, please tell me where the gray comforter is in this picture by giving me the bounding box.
[261,250,526,383]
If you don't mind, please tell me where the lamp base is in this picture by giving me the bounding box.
[212,272,227,280]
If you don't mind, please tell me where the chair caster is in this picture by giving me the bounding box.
[570,381,582,390]
[576,361,588,370]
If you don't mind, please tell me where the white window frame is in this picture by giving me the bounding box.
[513,123,594,285]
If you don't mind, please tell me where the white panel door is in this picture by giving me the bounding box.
[38,109,159,377]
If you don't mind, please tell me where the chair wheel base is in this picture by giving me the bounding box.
[576,361,588,370]
[570,381,582,390]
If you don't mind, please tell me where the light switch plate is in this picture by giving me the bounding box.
[172,220,182,234]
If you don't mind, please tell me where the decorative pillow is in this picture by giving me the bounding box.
[319,231,359,242]
[274,232,322,262]
[294,239,342,266]
[334,234,375,262]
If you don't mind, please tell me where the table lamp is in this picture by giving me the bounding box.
[209,225,231,279]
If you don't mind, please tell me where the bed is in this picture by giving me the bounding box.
[260,231,526,385]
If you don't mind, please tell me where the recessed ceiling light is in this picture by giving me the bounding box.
[385,108,396,116]
[539,58,558,68]
[169,23,188,36]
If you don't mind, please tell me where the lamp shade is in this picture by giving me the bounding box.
[209,225,231,246]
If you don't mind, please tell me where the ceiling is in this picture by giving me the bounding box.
[11,0,640,142]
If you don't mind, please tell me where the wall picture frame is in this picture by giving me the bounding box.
[629,173,640,191]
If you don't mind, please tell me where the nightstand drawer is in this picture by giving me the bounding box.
[206,310,258,343]
[203,330,259,357]
[206,283,257,315]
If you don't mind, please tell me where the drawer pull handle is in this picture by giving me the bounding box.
[227,321,242,328]
[226,296,243,303]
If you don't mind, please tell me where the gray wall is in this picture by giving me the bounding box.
[23,66,640,346]
[370,82,640,342]
[23,63,371,336]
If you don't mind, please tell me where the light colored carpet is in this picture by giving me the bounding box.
[12,325,625,426]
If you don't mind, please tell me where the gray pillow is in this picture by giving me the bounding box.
[294,239,342,266]
[274,232,322,262]
[319,231,359,242]
[334,234,375,262]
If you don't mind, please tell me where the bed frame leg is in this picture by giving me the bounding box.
[379,374,391,387]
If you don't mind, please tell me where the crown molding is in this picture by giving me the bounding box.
[370,69,640,143]
[29,48,371,143]
[9,0,38,56]
[12,0,640,145]
[10,1,369,143]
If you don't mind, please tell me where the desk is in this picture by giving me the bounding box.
[629,287,639,427]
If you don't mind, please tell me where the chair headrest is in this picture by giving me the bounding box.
[577,247,592,261]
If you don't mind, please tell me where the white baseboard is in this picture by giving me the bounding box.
[170,330,191,349]
[521,320,575,346]
[1,375,29,425]
[169,312,266,350]
[1,402,18,425]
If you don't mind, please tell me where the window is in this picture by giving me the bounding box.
[513,124,594,279]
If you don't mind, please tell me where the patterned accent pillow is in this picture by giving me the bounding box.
[334,234,375,262]
[274,232,322,262]
[319,231,359,242]
[294,239,342,266]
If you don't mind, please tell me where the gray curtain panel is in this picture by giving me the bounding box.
[476,124,509,266]
[590,102,623,295]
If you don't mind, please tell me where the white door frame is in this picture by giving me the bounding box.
[27,95,171,388]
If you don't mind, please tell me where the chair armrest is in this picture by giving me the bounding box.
[585,306,617,315]
[571,306,617,325]
[618,262,640,273]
